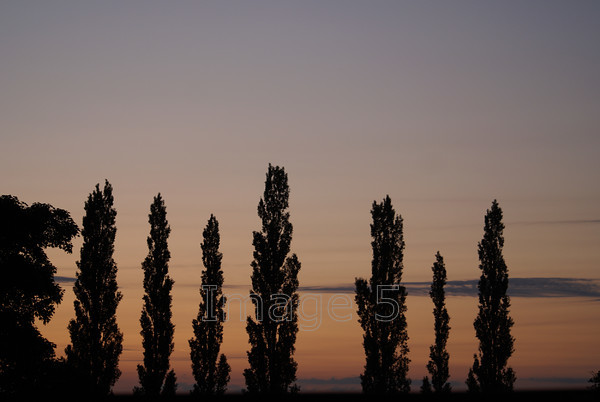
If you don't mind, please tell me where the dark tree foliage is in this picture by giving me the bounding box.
[590,370,600,391]
[426,252,451,393]
[189,215,231,395]
[355,195,410,393]
[420,376,432,394]
[0,195,78,395]
[135,194,177,397]
[466,368,479,393]
[66,180,123,396]
[468,200,515,393]
[244,164,301,394]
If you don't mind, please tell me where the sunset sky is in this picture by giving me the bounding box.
[1,0,599,393]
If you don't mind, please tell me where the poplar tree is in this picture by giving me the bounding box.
[189,215,230,395]
[244,164,301,393]
[66,180,123,396]
[135,194,177,397]
[355,195,410,393]
[424,252,451,393]
[468,200,515,392]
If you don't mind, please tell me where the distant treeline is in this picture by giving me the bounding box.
[1,164,598,398]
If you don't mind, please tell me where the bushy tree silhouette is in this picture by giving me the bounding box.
[244,164,301,393]
[189,215,230,395]
[424,252,451,393]
[466,367,479,393]
[355,195,410,393]
[590,370,600,391]
[66,181,123,396]
[135,194,177,397]
[420,376,432,393]
[0,195,78,395]
[467,200,515,392]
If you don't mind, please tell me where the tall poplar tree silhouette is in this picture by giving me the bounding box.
[189,215,230,395]
[355,195,410,393]
[467,200,515,392]
[66,181,123,396]
[423,252,451,393]
[244,164,301,393]
[135,194,177,397]
[0,195,78,395]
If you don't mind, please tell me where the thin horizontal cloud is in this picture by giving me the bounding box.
[297,376,360,385]
[173,282,250,290]
[55,276,600,298]
[57,275,235,289]
[300,278,600,299]
[423,219,600,231]
[175,382,249,394]
[510,219,600,226]
[177,382,243,394]
[522,377,588,385]
[300,285,355,293]
[174,382,194,393]
[56,275,75,283]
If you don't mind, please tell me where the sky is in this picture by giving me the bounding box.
[1,0,599,393]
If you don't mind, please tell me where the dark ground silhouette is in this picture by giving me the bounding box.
[3,390,598,402]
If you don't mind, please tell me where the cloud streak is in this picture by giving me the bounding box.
[295,375,588,390]
[55,277,600,298]
[300,278,600,299]
[510,219,600,226]
[522,377,588,385]
[297,376,360,385]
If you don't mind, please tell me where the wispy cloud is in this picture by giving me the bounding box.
[300,278,600,299]
[521,377,589,385]
[423,219,600,231]
[56,276,600,298]
[299,285,356,293]
[510,219,600,226]
[297,376,360,386]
